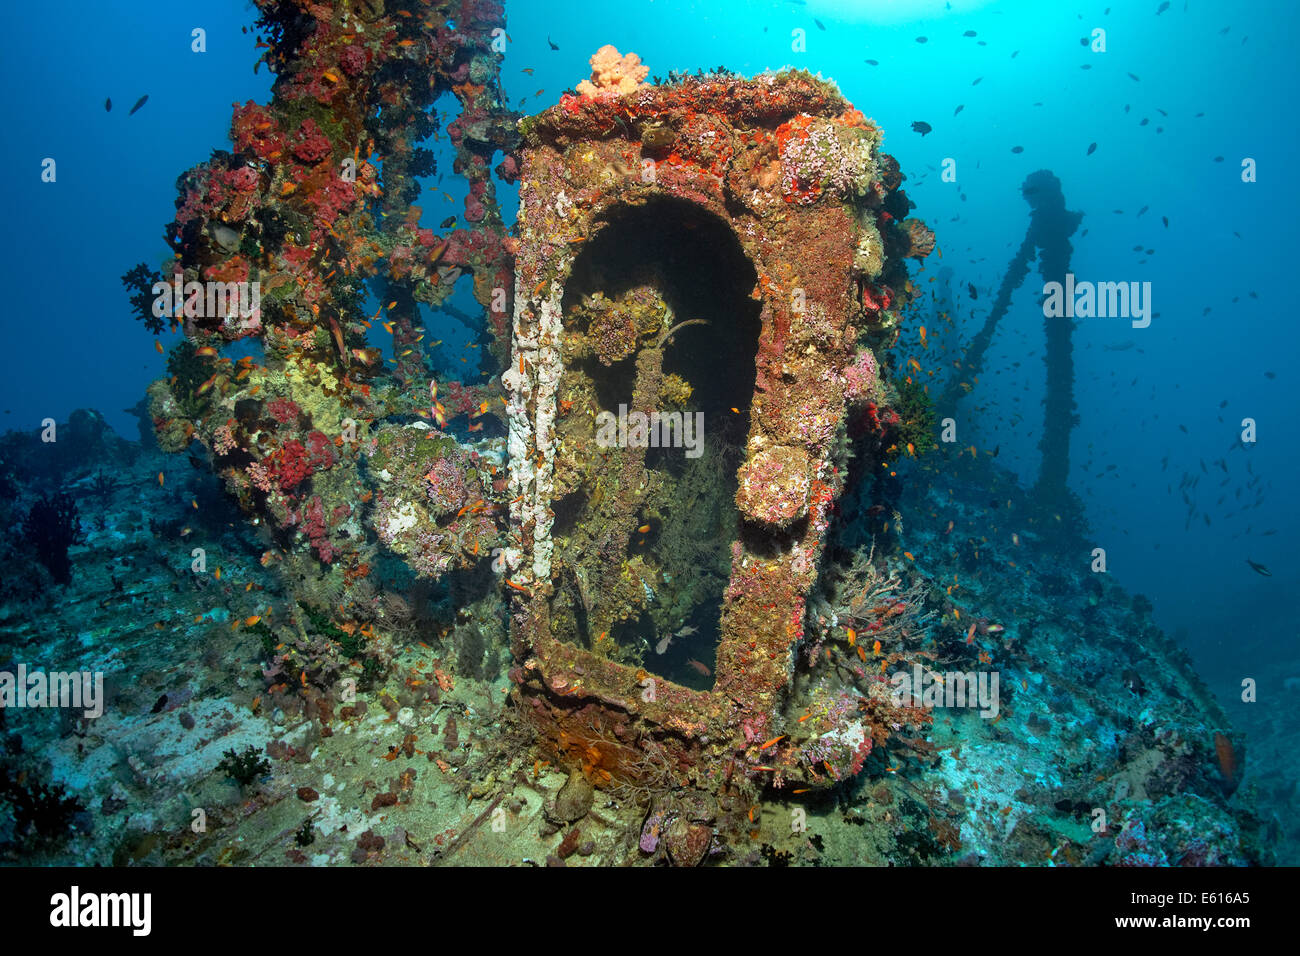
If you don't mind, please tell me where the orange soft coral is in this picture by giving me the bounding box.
[576,44,650,97]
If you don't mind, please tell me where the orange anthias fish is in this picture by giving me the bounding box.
[1214,732,1238,787]
[327,316,347,362]
[686,659,712,677]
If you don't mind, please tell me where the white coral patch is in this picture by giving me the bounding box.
[385,500,419,538]
[821,716,868,752]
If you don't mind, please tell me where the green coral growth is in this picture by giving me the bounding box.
[121,262,163,335]
[166,341,212,420]
[892,376,937,453]
[300,604,349,644]
[246,619,277,656]
[216,745,271,787]
[0,765,87,852]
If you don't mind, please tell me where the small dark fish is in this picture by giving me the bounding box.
[151,694,169,714]
[911,120,933,136]
[916,36,928,43]
[963,30,977,37]
[954,104,964,116]
[1178,424,1188,433]
[1214,156,1224,162]
[814,18,826,31]
[1137,205,1149,217]
[104,97,112,112]
[547,35,559,50]
[967,282,978,300]
[1127,72,1140,81]
[864,59,879,66]
[1265,371,1276,379]
[1010,145,1023,153]
[1157,1,1169,12]
[439,215,457,229]
[972,76,983,85]
[1246,559,1272,577]
[129,94,149,115]
[1087,142,1097,155]
[1162,216,1169,228]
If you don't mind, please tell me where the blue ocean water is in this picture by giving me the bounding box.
[0,0,1294,870]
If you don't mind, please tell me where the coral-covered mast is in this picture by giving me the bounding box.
[138,0,519,609]
[937,170,1084,543]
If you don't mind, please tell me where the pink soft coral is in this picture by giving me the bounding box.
[292,119,333,164]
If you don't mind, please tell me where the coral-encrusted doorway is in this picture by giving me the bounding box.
[547,197,761,689]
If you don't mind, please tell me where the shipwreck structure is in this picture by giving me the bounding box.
[502,54,936,843]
